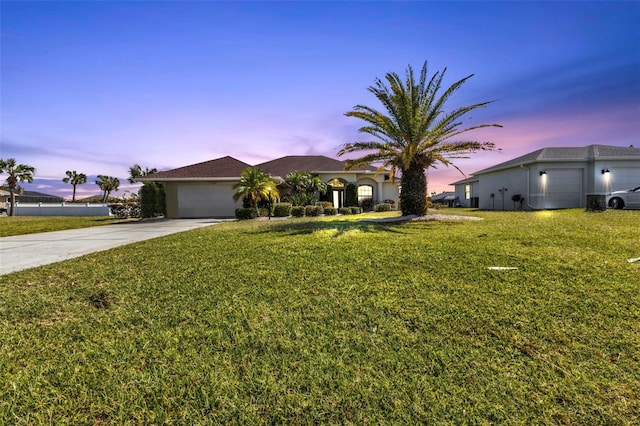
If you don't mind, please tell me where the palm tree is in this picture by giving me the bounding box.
[62,170,87,202]
[95,175,120,203]
[0,158,36,216]
[233,167,279,213]
[338,61,501,216]
[128,164,158,184]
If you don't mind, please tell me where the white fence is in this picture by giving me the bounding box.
[5,202,112,216]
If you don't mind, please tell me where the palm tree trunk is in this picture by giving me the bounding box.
[72,185,77,202]
[9,191,16,217]
[400,162,427,216]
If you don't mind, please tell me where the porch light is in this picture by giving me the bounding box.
[539,170,546,176]
[601,168,610,174]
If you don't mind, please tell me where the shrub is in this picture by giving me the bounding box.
[273,202,292,217]
[350,206,361,214]
[317,201,333,209]
[345,183,358,207]
[305,205,321,217]
[258,208,269,217]
[324,207,337,216]
[360,198,374,211]
[338,207,351,215]
[375,203,392,212]
[291,206,305,217]
[235,208,258,220]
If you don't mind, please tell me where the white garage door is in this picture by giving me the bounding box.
[547,169,583,208]
[177,184,238,218]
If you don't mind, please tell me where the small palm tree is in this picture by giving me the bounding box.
[95,175,120,203]
[0,158,36,216]
[128,164,158,184]
[339,61,501,216]
[233,167,279,213]
[62,170,87,202]
[284,171,328,205]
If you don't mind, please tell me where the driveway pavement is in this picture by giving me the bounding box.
[0,219,226,275]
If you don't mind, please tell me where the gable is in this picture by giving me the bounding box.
[145,156,252,179]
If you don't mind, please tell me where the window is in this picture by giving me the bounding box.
[465,185,471,200]
[358,185,373,203]
[327,178,344,188]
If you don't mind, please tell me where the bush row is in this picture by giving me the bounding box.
[235,203,364,219]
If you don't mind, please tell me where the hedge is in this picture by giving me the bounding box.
[291,206,305,217]
[235,208,258,220]
[374,203,392,212]
[273,202,292,217]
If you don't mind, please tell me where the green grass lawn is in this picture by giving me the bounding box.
[0,216,122,237]
[1,209,638,424]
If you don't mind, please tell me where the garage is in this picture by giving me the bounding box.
[545,169,583,208]
[177,183,239,218]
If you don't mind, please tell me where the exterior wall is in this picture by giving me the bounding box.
[6,203,111,216]
[477,168,529,210]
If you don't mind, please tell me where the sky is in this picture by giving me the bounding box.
[1,1,639,200]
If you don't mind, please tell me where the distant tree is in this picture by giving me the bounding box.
[0,158,36,216]
[95,175,120,203]
[62,170,87,202]
[128,164,158,184]
[233,167,279,213]
[338,60,500,216]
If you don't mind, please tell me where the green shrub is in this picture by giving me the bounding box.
[317,201,333,209]
[350,206,361,214]
[291,206,305,217]
[338,207,351,215]
[375,203,392,212]
[305,205,321,217]
[324,207,337,216]
[258,208,269,217]
[235,208,258,220]
[273,202,292,217]
[345,183,358,207]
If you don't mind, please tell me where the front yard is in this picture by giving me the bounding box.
[1,209,638,424]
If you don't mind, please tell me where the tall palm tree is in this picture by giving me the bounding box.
[62,170,87,202]
[0,158,36,216]
[95,175,120,203]
[128,164,158,184]
[233,167,279,213]
[338,61,501,216]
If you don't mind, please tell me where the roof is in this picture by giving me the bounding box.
[257,155,376,177]
[143,156,252,180]
[431,191,455,201]
[473,144,640,175]
[141,155,378,181]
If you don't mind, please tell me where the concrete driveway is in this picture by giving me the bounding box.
[0,219,226,275]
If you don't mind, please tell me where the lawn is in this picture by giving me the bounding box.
[0,216,122,237]
[1,209,638,424]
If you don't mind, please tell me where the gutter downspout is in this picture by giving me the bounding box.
[523,165,537,211]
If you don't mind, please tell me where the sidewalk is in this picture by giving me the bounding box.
[0,219,225,275]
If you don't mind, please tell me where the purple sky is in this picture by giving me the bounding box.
[2,1,639,200]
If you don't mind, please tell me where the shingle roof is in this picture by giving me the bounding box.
[144,156,252,179]
[473,144,640,175]
[257,155,375,177]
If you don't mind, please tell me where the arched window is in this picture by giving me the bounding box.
[358,185,373,204]
[327,178,344,188]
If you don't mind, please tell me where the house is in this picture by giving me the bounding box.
[451,145,640,210]
[430,191,458,207]
[139,155,400,218]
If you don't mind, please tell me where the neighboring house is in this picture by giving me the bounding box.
[431,191,458,207]
[452,145,640,211]
[139,155,400,218]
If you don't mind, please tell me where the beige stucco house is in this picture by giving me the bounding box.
[139,155,400,218]
[451,144,640,210]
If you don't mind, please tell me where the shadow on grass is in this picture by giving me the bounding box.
[253,217,442,237]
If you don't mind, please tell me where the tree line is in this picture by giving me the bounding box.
[0,160,160,217]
